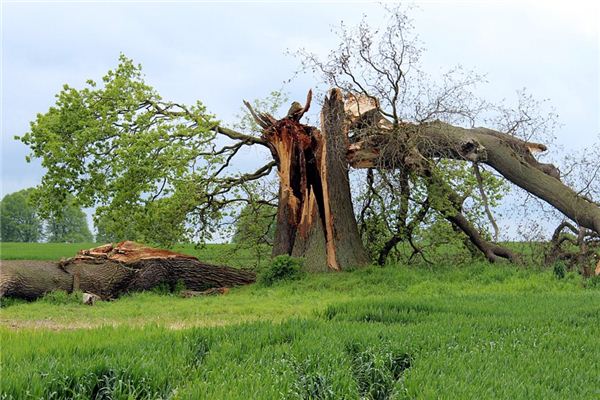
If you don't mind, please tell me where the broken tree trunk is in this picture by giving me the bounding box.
[249,88,599,267]
[348,117,600,235]
[250,89,369,271]
[0,241,255,300]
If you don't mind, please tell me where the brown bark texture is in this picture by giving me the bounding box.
[347,115,600,235]
[253,89,369,271]
[0,241,255,300]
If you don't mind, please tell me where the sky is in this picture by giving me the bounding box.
[1,0,599,234]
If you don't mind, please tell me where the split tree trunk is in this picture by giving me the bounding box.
[259,88,599,269]
[255,90,369,271]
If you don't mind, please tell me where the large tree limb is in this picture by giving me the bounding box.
[1,242,255,300]
[347,114,600,234]
[424,169,519,263]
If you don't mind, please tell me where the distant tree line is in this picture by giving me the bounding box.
[0,188,92,243]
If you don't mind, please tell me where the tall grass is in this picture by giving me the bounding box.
[1,260,599,399]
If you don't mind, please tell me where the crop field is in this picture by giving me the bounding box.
[1,243,599,399]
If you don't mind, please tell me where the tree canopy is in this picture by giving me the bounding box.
[0,189,42,242]
[0,189,93,243]
[46,196,93,243]
[19,55,272,246]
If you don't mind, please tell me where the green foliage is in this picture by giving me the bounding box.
[359,212,389,262]
[259,255,305,286]
[553,260,566,279]
[45,195,93,243]
[0,188,92,244]
[0,297,27,308]
[150,279,186,296]
[357,162,508,265]
[231,202,276,268]
[584,274,600,289]
[232,203,276,245]
[39,290,83,305]
[18,54,221,247]
[0,188,43,242]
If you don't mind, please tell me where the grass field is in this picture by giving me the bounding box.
[1,243,599,399]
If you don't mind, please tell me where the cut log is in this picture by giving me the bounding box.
[0,242,255,301]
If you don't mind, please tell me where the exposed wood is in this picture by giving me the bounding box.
[72,241,198,263]
[0,242,255,301]
[254,89,368,271]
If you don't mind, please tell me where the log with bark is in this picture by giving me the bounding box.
[345,99,600,234]
[0,241,255,301]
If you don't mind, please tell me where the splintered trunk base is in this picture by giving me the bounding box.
[265,90,368,271]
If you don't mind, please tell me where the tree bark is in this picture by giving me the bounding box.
[258,89,369,271]
[0,242,255,300]
[348,120,600,235]
[0,261,72,300]
[254,89,599,267]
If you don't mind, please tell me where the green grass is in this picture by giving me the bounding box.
[1,244,599,399]
[0,242,99,261]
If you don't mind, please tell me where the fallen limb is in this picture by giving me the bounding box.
[0,242,255,301]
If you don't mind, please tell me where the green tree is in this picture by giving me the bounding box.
[0,188,43,242]
[18,54,268,247]
[45,197,93,243]
[232,202,277,245]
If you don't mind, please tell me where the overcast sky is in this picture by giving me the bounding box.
[1,0,599,231]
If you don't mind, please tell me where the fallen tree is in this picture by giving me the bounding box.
[0,241,255,300]
[247,89,599,269]
[17,8,599,274]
